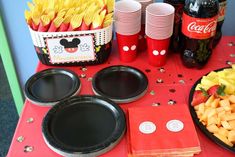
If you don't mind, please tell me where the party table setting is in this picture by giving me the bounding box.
[7,0,235,157]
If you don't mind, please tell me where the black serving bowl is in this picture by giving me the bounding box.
[189,67,235,153]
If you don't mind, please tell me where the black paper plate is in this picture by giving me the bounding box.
[42,95,126,157]
[189,67,235,153]
[92,65,148,103]
[25,68,81,106]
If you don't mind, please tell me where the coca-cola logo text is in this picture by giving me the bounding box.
[187,21,217,34]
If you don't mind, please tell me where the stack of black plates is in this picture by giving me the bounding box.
[25,68,81,106]
[92,65,148,103]
[42,95,126,157]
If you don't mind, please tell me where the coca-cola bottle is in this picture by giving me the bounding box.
[181,0,219,68]
[213,0,227,48]
[164,0,185,52]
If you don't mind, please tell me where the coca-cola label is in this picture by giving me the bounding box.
[182,13,217,39]
[218,1,227,22]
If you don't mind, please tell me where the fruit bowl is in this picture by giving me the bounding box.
[189,67,235,153]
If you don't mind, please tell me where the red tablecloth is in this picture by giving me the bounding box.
[7,37,235,157]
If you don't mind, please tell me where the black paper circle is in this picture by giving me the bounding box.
[25,68,81,106]
[92,65,148,103]
[42,95,126,157]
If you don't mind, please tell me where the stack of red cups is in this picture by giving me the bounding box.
[114,0,142,62]
[134,0,154,52]
[145,3,175,67]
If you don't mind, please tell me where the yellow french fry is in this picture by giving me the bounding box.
[46,10,55,20]
[47,0,55,10]
[24,10,32,23]
[100,9,106,20]
[32,0,40,5]
[84,5,97,26]
[91,13,102,29]
[65,8,75,17]
[104,13,113,21]
[40,15,50,26]
[63,15,72,24]
[31,14,40,26]
[64,0,74,9]
[92,9,107,29]
[70,14,84,29]
[107,0,114,13]
[27,2,35,11]
[57,10,67,18]
[41,15,50,26]
[52,17,64,29]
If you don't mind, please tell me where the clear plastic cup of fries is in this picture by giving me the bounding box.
[25,0,114,66]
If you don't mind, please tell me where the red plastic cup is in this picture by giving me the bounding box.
[146,3,175,27]
[115,11,141,23]
[145,23,173,39]
[133,0,154,24]
[116,33,139,62]
[115,0,142,23]
[146,36,170,67]
[115,20,141,35]
[138,24,147,52]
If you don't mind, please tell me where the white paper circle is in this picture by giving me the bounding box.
[131,45,137,51]
[123,46,129,51]
[139,121,156,134]
[160,50,166,55]
[166,120,184,132]
[153,50,159,56]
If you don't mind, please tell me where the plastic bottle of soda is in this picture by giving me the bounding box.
[213,0,227,48]
[181,0,219,68]
[164,0,185,52]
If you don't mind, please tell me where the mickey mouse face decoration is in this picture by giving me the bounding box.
[60,38,81,53]
[123,45,137,52]
[153,50,166,56]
